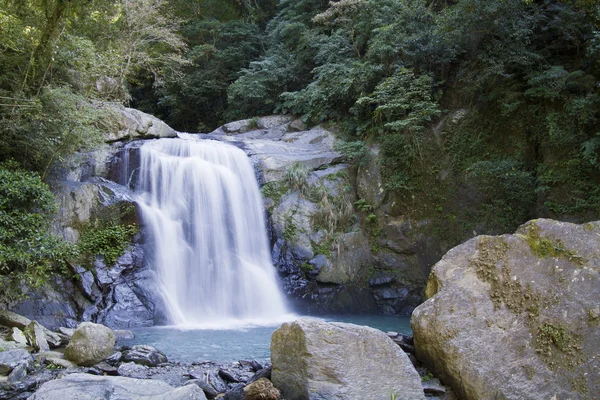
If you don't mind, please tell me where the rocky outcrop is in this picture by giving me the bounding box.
[412,219,600,400]
[106,106,177,142]
[28,373,207,400]
[64,322,116,366]
[271,318,425,400]
[208,116,442,314]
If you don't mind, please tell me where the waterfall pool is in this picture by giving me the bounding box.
[119,315,412,364]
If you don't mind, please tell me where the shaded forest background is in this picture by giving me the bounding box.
[0,0,599,297]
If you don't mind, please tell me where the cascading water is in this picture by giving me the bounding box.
[134,137,290,327]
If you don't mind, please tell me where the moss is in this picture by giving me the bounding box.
[534,321,582,370]
[283,217,297,241]
[261,181,288,205]
[311,239,332,257]
[570,376,588,395]
[520,223,585,265]
[587,307,600,326]
[300,262,314,274]
[583,223,594,232]
[522,365,536,380]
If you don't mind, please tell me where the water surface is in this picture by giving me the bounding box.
[120,315,411,364]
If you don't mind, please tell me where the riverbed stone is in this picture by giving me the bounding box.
[28,373,207,400]
[122,344,167,366]
[64,322,116,366]
[412,219,600,400]
[10,328,28,346]
[0,349,32,375]
[185,379,220,399]
[7,362,28,382]
[271,318,425,400]
[117,361,150,379]
[24,321,49,352]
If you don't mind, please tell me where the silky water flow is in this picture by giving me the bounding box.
[134,137,290,327]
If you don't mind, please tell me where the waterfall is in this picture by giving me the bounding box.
[135,137,290,327]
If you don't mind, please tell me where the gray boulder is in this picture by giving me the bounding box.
[106,106,177,142]
[64,322,116,366]
[412,219,600,400]
[0,309,32,329]
[0,349,33,375]
[271,318,425,400]
[28,373,207,400]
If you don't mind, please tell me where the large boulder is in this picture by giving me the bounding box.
[28,373,207,400]
[106,106,177,142]
[412,219,600,400]
[271,318,425,400]
[64,322,116,366]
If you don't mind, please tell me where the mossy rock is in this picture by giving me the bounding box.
[413,219,600,400]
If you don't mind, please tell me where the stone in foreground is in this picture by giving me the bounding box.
[271,318,425,400]
[28,373,207,399]
[64,322,116,366]
[412,219,600,400]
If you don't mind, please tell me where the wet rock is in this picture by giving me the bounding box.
[7,363,28,383]
[104,351,122,365]
[122,344,167,366]
[222,383,245,400]
[94,361,118,375]
[412,219,600,400]
[218,368,240,383]
[185,379,219,399]
[64,322,116,366]
[271,318,425,400]
[207,370,228,393]
[250,360,263,372]
[28,372,207,400]
[0,349,32,375]
[247,366,272,385]
[244,378,280,400]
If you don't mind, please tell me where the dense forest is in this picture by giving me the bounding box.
[1,0,599,298]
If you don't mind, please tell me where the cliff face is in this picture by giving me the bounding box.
[209,116,444,315]
[11,113,445,326]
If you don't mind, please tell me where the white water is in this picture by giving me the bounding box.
[135,137,291,327]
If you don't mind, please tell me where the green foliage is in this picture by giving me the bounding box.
[158,19,263,131]
[0,162,74,301]
[0,87,117,174]
[77,223,138,266]
[467,160,537,233]
[334,140,367,165]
